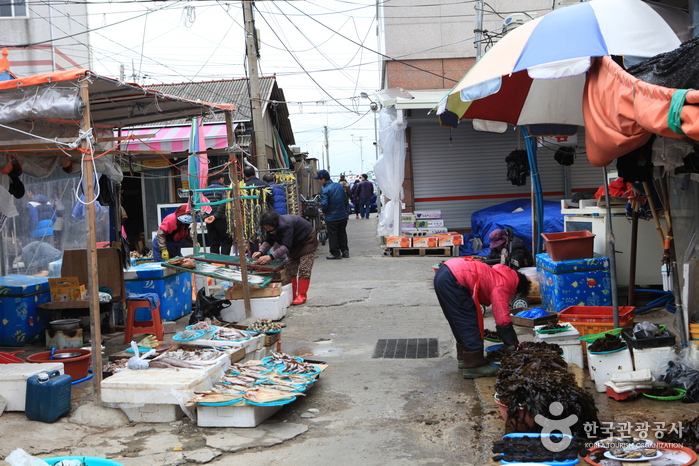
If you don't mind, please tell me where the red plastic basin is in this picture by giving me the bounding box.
[26,348,91,380]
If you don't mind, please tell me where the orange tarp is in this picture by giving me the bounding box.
[583,56,699,167]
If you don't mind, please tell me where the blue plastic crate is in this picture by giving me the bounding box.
[536,254,611,313]
[124,264,192,321]
[0,274,51,346]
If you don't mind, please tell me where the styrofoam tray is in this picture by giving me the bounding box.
[197,402,284,427]
[0,363,65,411]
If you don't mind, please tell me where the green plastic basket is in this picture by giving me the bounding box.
[579,325,667,343]
[642,388,686,401]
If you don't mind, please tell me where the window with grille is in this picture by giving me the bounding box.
[0,0,27,18]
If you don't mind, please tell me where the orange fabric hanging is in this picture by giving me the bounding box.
[583,56,699,167]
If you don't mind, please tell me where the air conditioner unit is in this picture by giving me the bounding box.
[502,13,531,34]
[290,146,301,155]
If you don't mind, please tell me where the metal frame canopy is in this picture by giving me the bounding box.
[0,69,241,397]
[0,69,235,127]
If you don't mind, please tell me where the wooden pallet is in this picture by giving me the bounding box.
[392,247,453,257]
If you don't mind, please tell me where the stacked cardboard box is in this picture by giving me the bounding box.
[48,277,87,302]
[399,210,463,248]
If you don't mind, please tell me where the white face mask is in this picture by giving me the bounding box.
[177,214,193,224]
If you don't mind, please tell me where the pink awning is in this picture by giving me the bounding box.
[121,123,234,153]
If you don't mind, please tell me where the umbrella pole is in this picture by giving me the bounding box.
[602,166,619,328]
[628,209,639,306]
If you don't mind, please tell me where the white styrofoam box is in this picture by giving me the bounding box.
[0,363,64,411]
[587,348,634,392]
[611,369,652,383]
[534,325,580,345]
[561,344,584,370]
[226,296,288,321]
[101,354,229,421]
[282,284,292,308]
[197,402,284,427]
[119,403,184,423]
[632,346,674,378]
[246,346,273,362]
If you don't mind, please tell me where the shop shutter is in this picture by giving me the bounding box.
[409,116,604,230]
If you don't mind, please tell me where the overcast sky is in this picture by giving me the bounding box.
[87,0,381,176]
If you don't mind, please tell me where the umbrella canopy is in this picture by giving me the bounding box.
[436,0,688,130]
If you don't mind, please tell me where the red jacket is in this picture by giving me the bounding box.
[444,259,519,327]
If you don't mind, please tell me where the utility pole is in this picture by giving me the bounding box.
[324,126,330,173]
[243,0,267,170]
[474,1,484,60]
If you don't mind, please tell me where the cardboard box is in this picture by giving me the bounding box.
[414,210,441,219]
[49,277,87,302]
[225,282,283,300]
[415,219,444,228]
[229,346,246,363]
[411,236,439,248]
[417,227,448,235]
[264,331,281,348]
[401,222,415,229]
[381,236,412,248]
[401,213,416,223]
[401,229,426,237]
[436,234,463,247]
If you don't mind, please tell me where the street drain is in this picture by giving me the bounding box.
[372,338,439,359]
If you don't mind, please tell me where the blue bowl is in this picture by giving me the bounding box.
[43,457,124,466]
[173,330,205,342]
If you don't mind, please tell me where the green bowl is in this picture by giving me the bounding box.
[642,388,686,401]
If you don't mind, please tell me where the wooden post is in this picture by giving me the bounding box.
[225,112,252,318]
[79,81,103,396]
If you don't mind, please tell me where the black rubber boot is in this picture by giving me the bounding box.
[457,342,466,369]
[462,350,499,379]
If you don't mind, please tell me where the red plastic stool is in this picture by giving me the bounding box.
[124,298,164,344]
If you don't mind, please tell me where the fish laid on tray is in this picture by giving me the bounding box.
[213,327,249,340]
[229,363,269,374]
[244,386,305,403]
[189,391,241,404]
[280,360,319,375]
[267,351,301,365]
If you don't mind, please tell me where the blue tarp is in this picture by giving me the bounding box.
[460,199,565,256]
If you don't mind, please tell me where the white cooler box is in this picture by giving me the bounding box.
[221,295,288,322]
[587,347,634,392]
[197,401,285,428]
[534,325,584,369]
[101,354,229,422]
[0,363,64,411]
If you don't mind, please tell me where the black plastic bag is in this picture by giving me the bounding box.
[658,360,699,403]
[189,287,232,325]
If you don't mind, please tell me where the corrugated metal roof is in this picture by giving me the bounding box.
[145,77,294,146]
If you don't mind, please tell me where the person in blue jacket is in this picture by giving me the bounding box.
[314,169,349,260]
[262,173,287,215]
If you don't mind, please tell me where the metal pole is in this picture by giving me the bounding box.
[79,80,103,396]
[242,0,267,170]
[324,126,330,173]
[225,112,252,319]
[475,1,484,59]
[602,166,620,328]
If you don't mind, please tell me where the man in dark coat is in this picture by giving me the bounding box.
[203,174,233,255]
[356,174,374,219]
[315,169,349,260]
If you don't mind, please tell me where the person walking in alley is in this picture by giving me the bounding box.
[434,258,531,379]
[252,211,318,305]
[356,174,374,219]
[314,169,349,259]
[203,174,233,255]
[350,179,360,219]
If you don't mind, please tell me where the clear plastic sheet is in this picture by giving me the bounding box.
[374,107,406,236]
[0,84,83,124]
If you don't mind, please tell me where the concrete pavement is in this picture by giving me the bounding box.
[1,216,691,465]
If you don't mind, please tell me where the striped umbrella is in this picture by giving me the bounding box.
[436,0,688,130]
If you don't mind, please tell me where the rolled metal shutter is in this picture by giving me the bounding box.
[409,116,605,230]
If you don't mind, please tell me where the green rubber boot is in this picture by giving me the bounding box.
[462,364,499,379]
[462,350,499,379]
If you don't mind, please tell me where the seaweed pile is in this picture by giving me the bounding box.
[486,341,562,364]
[492,435,590,463]
[664,415,699,452]
[495,346,599,438]
[539,323,568,331]
[484,329,502,341]
[588,333,626,353]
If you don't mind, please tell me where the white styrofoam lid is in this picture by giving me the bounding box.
[101,367,212,390]
[0,363,64,379]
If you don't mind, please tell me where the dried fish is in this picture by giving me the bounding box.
[213,327,249,340]
[244,386,304,403]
